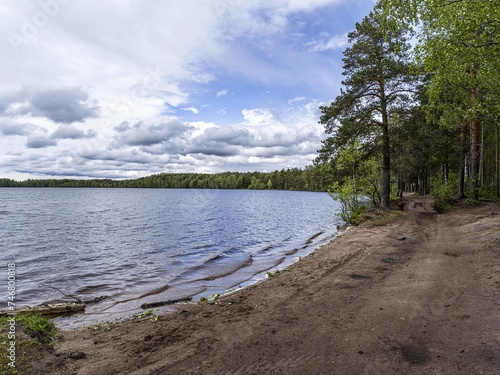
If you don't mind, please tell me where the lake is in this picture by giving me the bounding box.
[0,188,341,327]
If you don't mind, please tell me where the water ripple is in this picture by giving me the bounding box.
[0,188,341,327]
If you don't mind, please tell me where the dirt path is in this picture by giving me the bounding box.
[51,196,500,375]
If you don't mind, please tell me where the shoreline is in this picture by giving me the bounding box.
[52,225,340,331]
[42,196,500,374]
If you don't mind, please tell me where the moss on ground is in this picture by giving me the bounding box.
[354,207,404,227]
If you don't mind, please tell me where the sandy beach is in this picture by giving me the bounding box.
[46,195,500,375]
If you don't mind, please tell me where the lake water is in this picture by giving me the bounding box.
[0,188,341,328]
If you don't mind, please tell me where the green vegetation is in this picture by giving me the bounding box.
[348,206,367,226]
[367,209,404,227]
[266,269,290,278]
[0,314,60,375]
[199,293,221,304]
[317,9,416,208]
[132,310,154,319]
[378,0,500,201]
[317,0,499,220]
[431,175,459,212]
[0,166,335,192]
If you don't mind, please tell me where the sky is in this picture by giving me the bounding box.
[0,0,376,180]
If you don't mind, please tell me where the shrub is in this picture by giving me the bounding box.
[431,175,458,212]
[328,181,362,224]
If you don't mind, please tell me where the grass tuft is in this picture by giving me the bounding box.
[0,314,61,374]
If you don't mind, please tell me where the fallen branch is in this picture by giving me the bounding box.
[0,302,85,317]
[38,282,82,303]
[141,297,192,309]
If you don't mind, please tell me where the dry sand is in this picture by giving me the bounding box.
[48,195,500,375]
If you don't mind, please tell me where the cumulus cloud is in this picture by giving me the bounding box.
[25,87,100,123]
[50,126,97,140]
[241,108,277,126]
[0,0,374,179]
[182,112,323,160]
[79,148,153,165]
[0,120,39,136]
[113,120,192,147]
[2,87,100,124]
[26,136,57,149]
[184,127,251,157]
[0,90,27,113]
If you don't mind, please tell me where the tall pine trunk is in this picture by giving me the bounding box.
[496,125,499,199]
[470,116,481,200]
[469,66,480,200]
[381,123,391,207]
[458,122,469,199]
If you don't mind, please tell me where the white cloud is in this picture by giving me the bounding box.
[288,96,306,105]
[216,89,229,98]
[182,107,200,114]
[306,33,349,52]
[241,108,277,126]
[0,0,375,179]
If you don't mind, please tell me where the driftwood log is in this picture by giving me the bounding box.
[141,296,192,309]
[0,302,85,317]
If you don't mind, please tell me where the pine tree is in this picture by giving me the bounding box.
[318,9,417,207]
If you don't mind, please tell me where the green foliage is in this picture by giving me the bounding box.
[431,175,458,212]
[329,181,361,224]
[266,269,290,278]
[326,142,382,224]
[0,166,335,192]
[15,314,58,346]
[133,310,154,319]
[317,8,417,207]
[380,0,500,200]
[368,209,404,227]
[479,183,499,201]
[348,206,367,226]
[0,314,60,374]
[199,293,220,304]
[459,177,483,206]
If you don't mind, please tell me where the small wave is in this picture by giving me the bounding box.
[74,284,111,294]
[202,256,253,281]
[305,231,324,245]
[0,210,12,215]
[171,254,254,284]
[191,243,215,251]
[260,244,275,253]
[208,253,222,262]
[260,256,286,273]
[169,245,218,259]
[87,208,113,215]
[139,284,169,298]
[285,248,299,256]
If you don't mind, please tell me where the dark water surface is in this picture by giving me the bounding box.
[0,188,341,327]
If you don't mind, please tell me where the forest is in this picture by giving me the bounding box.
[2,1,499,217]
[317,0,500,214]
[0,166,335,192]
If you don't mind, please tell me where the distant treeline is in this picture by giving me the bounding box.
[0,165,336,192]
